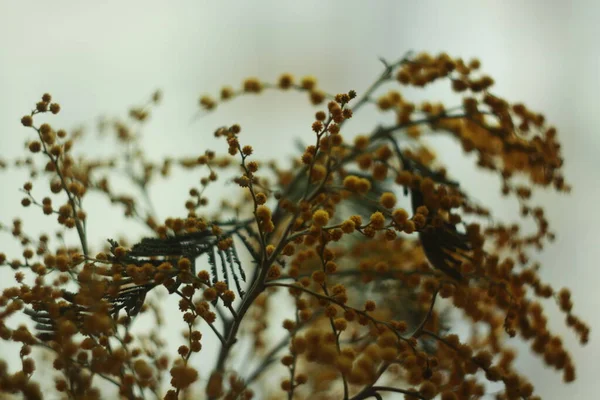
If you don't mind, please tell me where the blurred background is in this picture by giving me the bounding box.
[0,0,598,398]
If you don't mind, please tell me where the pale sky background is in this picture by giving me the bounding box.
[1,1,599,399]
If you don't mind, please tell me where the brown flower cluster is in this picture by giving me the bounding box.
[0,52,589,400]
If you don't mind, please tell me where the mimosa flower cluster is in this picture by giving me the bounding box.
[0,52,588,400]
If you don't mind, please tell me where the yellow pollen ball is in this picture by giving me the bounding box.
[312,210,330,228]
[380,192,397,208]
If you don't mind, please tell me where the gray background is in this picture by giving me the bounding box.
[0,1,598,398]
